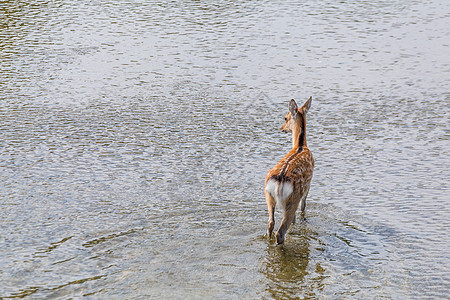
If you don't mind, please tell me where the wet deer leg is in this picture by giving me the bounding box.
[265,191,275,238]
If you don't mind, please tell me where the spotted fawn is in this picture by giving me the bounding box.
[265,97,314,244]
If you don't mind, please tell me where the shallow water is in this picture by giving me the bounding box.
[1,0,449,298]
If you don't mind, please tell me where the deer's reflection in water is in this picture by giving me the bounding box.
[261,223,326,299]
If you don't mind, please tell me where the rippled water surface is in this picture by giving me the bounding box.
[1,0,449,298]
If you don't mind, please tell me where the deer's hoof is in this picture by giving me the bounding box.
[276,233,285,245]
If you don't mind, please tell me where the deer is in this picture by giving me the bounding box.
[264,97,314,245]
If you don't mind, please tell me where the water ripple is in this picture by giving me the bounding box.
[1,0,449,298]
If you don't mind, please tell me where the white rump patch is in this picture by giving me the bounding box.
[265,179,294,209]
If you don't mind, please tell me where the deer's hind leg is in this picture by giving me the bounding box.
[276,195,299,245]
[265,190,275,238]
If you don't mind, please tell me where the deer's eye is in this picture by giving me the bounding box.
[285,117,287,121]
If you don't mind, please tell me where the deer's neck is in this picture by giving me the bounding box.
[292,118,306,151]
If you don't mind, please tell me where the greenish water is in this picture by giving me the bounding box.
[1,0,449,298]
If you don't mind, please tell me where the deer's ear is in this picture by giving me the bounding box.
[289,99,298,118]
[301,96,312,114]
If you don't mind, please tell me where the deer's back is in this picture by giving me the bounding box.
[266,147,314,191]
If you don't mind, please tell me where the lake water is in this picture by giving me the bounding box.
[1,0,449,298]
